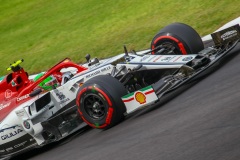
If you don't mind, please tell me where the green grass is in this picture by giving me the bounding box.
[0,0,239,75]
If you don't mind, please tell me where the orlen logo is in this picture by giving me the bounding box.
[221,30,237,40]
[5,89,12,99]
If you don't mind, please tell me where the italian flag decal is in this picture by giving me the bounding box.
[122,86,158,113]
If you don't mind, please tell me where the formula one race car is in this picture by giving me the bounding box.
[1,22,240,159]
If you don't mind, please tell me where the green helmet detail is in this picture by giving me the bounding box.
[34,72,59,90]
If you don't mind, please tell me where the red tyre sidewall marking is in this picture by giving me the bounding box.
[152,35,187,55]
[76,87,87,106]
[76,86,114,129]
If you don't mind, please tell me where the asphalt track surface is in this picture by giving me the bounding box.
[13,44,240,160]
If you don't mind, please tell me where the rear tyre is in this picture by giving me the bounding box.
[76,75,127,129]
[151,23,204,55]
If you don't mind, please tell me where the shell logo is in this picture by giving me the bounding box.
[135,91,146,104]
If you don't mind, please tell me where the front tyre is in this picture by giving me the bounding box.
[76,75,127,129]
[151,23,204,55]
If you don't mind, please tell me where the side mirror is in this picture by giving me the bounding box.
[85,54,91,63]
[89,58,99,66]
[29,88,42,97]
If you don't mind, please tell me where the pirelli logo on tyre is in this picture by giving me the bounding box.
[122,86,158,113]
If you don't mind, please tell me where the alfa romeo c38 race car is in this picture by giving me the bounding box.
[0,22,240,159]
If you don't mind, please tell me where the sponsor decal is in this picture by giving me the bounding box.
[182,56,193,61]
[153,55,162,62]
[100,66,111,72]
[221,30,237,40]
[147,56,157,62]
[15,109,25,117]
[23,121,30,129]
[14,140,27,149]
[54,91,70,104]
[55,92,66,100]
[135,92,146,104]
[161,56,175,62]
[85,66,111,79]
[173,56,182,62]
[122,86,155,103]
[0,140,28,153]
[211,25,240,45]
[60,98,70,104]
[5,89,12,99]
[140,55,150,62]
[1,141,27,152]
[0,134,36,154]
[6,147,13,152]
[122,86,158,113]
[17,94,29,101]
[0,102,11,111]
[1,127,23,141]
[86,70,101,79]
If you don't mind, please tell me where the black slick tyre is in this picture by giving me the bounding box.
[151,23,204,55]
[76,75,127,129]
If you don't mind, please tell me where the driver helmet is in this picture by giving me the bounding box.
[34,73,60,91]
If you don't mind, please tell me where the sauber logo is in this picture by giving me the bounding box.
[0,102,11,111]
[5,89,12,99]
[221,30,237,40]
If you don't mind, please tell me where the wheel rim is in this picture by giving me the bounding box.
[83,93,107,120]
[155,41,182,55]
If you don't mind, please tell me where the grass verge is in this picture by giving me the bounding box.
[0,0,239,75]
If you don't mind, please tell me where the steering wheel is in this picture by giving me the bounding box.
[7,59,24,72]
